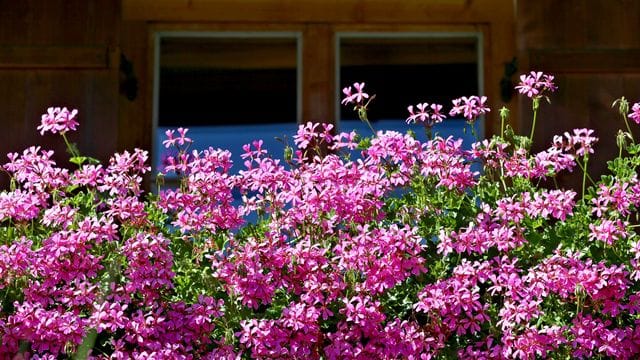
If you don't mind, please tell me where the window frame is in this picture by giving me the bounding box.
[151,30,303,176]
[334,31,484,137]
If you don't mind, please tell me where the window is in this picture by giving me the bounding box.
[336,33,482,142]
[153,32,301,175]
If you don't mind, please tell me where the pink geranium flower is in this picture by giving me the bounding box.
[449,95,490,123]
[37,107,79,135]
[515,71,557,99]
[629,102,640,124]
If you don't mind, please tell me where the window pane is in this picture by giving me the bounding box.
[339,36,479,133]
[155,35,299,178]
[159,37,298,126]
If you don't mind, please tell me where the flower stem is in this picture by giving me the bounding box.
[469,122,478,142]
[575,158,596,187]
[358,108,376,134]
[623,112,635,143]
[581,156,589,200]
[61,132,80,158]
[499,106,509,139]
[425,127,433,141]
[529,98,540,144]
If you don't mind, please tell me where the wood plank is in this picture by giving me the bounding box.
[529,49,640,74]
[487,20,517,135]
[302,24,335,125]
[119,21,151,152]
[0,0,119,46]
[161,39,297,69]
[123,0,511,23]
[0,46,111,69]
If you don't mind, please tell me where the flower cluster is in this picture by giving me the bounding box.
[515,71,558,99]
[630,101,640,124]
[406,102,446,127]
[37,106,79,135]
[2,72,640,359]
[341,82,369,106]
[449,95,490,123]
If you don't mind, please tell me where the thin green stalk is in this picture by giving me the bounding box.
[61,132,80,158]
[358,95,377,134]
[499,166,508,192]
[529,98,540,143]
[359,113,375,134]
[613,97,634,143]
[498,107,510,192]
[575,158,596,187]
[499,106,509,139]
[425,127,433,141]
[623,112,635,143]
[581,156,589,200]
[469,122,478,142]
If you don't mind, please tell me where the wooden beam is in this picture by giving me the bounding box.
[161,39,297,69]
[302,24,335,125]
[529,49,640,74]
[0,45,111,69]
[122,0,510,23]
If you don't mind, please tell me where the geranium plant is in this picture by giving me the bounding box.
[1,72,640,359]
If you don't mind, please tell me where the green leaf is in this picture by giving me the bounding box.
[69,156,100,166]
[74,328,97,360]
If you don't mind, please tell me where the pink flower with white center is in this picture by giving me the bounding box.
[431,103,446,123]
[406,102,446,128]
[515,71,557,99]
[406,103,430,124]
[449,95,490,123]
[293,122,320,149]
[37,107,79,135]
[629,102,640,124]
[553,128,598,157]
[0,189,47,222]
[176,127,192,145]
[163,127,192,148]
[341,82,369,106]
[162,129,177,148]
[329,130,358,151]
[71,164,105,187]
[515,71,542,98]
[341,85,353,105]
[241,139,267,160]
[588,219,628,246]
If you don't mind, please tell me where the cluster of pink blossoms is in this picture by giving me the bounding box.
[406,102,446,127]
[515,71,558,99]
[449,95,491,123]
[37,106,79,135]
[630,102,640,124]
[1,71,640,359]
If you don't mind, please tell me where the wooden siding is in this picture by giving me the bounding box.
[517,0,640,190]
[2,0,520,189]
[0,0,120,176]
[122,0,506,23]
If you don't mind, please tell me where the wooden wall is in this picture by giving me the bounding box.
[0,0,121,170]
[2,0,637,193]
[517,0,640,188]
[2,0,518,187]
[122,0,517,137]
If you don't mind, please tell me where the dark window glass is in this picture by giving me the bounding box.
[159,37,298,127]
[339,37,478,122]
